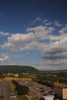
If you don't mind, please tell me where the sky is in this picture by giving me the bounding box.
[0,0,67,70]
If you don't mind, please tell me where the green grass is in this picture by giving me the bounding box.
[17,95,29,100]
[9,81,16,92]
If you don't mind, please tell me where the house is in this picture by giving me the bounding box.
[54,86,67,100]
[14,74,18,77]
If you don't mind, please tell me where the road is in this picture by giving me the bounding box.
[17,80,52,100]
[0,81,16,100]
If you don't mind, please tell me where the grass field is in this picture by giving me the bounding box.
[54,82,67,87]
[4,77,32,81]
[17,95,29,100]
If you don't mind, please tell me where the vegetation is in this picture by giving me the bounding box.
[9,80,29,100]
[12,80,29,95]
[0,65,38,73]
[0,73,5,79]
[33,72,67,88]
[0,65,67,90]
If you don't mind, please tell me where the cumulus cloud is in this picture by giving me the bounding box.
[59,26,67,34]
[43,19,62,27]
[1,21,67,69]
[37,59,67,70]
[41,37,67,61]
[42,19,48,23]
[27,25,55,39]
[44,22,52,26]
[0,54,9,61]
[54,21,62,27]
[1,25,55,51]
[33,17,42,22]
[8,33,34,42]
[0,32,10,36]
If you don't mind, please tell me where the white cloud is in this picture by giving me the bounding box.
[0,32,10,36]
[37,66,53,70]
[37,58,67,70]
[54,21,62,27]
[27,25,55,39]
[44,22,52,26]
[8,33,34,42]
[33,17,42,22]
[42,19,48,23]
[0,54,9,62]
[1,25,67,54]
[1,25,55,51]
[1,21,67,70]
[59,26,67,34]
[43,19,62,27]
[1,25,67,57]
[41,37,67,59]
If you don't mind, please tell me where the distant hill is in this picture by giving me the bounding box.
[39,69,67,73]
[0,65,66,74]
[0,65,39,73]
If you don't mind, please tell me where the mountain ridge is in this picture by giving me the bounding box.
[0,65,38,73]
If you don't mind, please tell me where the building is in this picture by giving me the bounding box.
[43,95,54,100]
[14,74,18,77]
[54,86,67,100]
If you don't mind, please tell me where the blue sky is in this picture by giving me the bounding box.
[0,0,67,70]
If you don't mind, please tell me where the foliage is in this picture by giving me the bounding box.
[0,65,38,73]
[33,72,67,88]
[12,80,29,95]
[0,73,5,78]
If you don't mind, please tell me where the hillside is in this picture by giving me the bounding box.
[0,65,38,73]
[39,69,67,73]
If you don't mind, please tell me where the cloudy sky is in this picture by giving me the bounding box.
[0,0,67,70]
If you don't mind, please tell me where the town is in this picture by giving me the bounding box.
[0,0,67,100]
[0,70,67,100]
